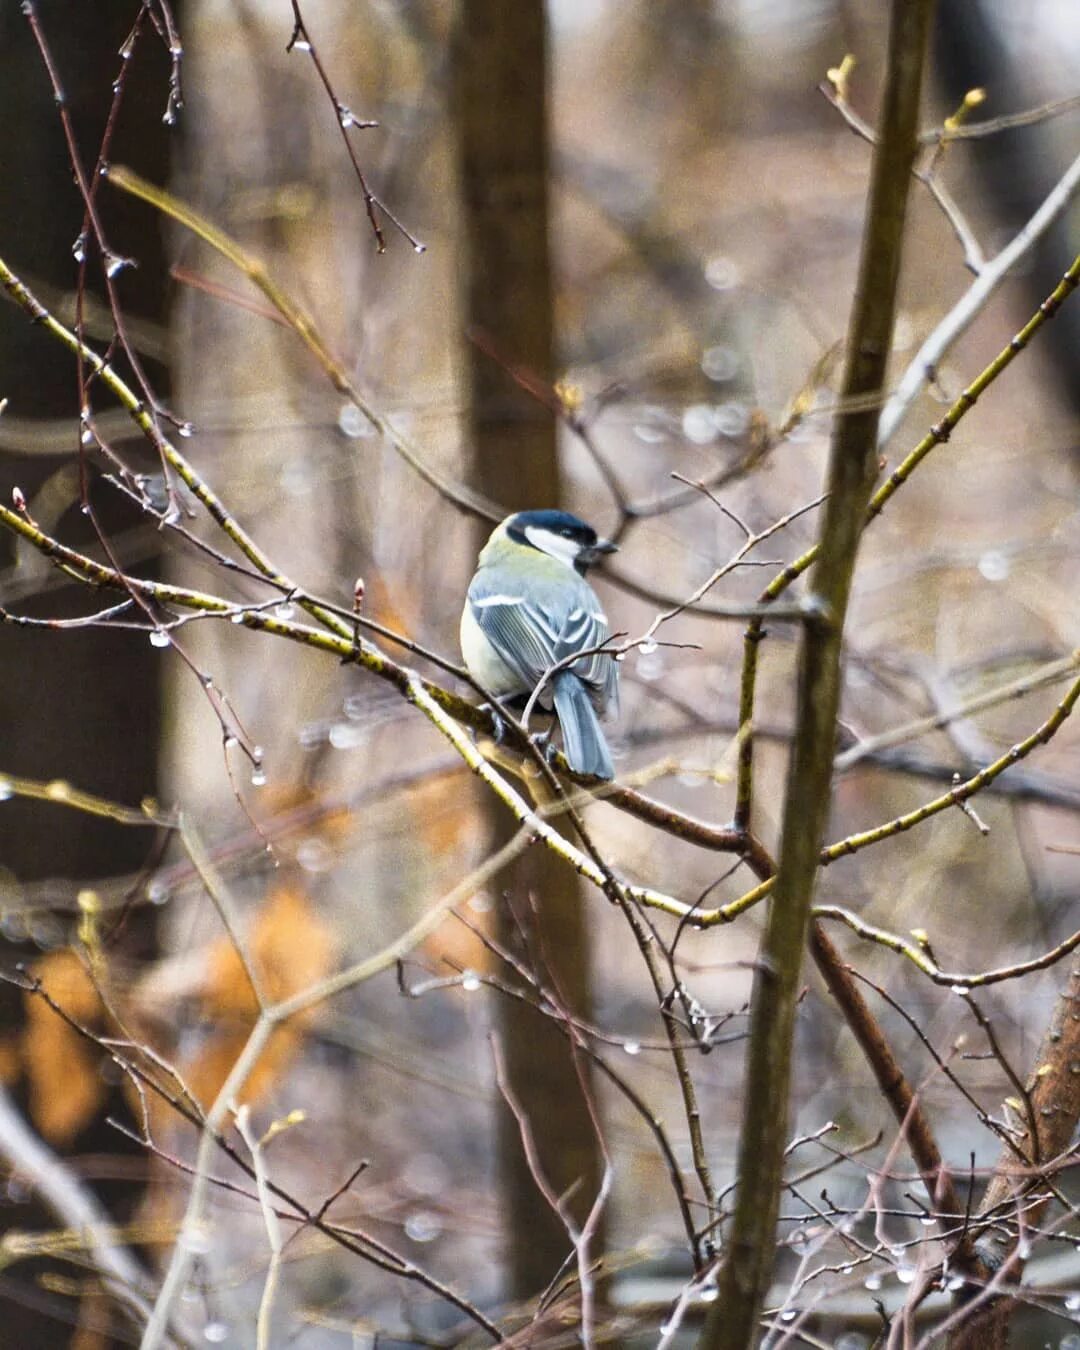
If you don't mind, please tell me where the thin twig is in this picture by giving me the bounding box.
[878,150,1080,446]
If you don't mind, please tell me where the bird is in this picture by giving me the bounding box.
[460,509,620,780]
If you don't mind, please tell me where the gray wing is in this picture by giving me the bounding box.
[467,572,618,713]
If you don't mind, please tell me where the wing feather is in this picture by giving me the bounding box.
[467,569,617,713]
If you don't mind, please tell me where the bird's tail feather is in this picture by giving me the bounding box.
[553,672,614,780]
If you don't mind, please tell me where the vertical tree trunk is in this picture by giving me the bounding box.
[452,0,604,1303]
[0,7,170,1344]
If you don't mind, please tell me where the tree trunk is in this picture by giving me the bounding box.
[452,0,605,1303]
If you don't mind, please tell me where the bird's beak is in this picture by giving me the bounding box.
[580,538,618,565]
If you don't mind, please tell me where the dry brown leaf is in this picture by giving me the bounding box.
[23,951,105,1147]
[178,883,336,1110]
[249,883,335,1010]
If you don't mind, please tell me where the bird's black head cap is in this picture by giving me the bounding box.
[506,509,598,548]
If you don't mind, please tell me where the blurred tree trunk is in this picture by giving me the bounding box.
[0,6,171,1345]
[452,0,604,1303]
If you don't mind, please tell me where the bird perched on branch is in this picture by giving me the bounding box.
[461,509,620,780]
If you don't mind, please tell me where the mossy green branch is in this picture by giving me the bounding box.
[704,2,936,1343]
[733,251,1080,828]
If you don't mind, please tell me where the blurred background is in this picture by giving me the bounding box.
[0,0,1078,1344]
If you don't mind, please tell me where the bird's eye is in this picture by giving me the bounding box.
[561,529,573,538]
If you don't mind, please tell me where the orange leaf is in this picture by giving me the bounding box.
[23,951,105,1147]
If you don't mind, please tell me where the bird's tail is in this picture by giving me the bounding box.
[553,672,614,780]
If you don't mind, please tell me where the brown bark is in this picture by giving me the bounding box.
[452,0,604,1302]
[947,963,1080,1348]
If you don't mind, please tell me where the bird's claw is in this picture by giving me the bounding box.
[480,702,509,746]
[530,727,554,761]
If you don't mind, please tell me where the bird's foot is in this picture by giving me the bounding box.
[480,702,510,746]
[529,727,554,762]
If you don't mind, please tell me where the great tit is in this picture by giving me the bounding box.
[461,509,620,780]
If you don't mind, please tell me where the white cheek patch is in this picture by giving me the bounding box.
[524,526,581,569]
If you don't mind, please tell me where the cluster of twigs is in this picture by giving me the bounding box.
[3,2,1080,1347]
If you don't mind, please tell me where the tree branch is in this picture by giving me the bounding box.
[705,3,935,1342]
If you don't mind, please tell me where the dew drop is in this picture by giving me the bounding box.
[633,422,666,445]
[176,420,194,439]
[623,1040,641,1056]
[296,837,333,874]
[104,251,135,279]
[274,601,296,621]
[977,550,1010,583]
[147,878,170,906]
[682,403,718,445]
[203,1323,229,1345]
[896,1262,916,1285]
[72,234,87,264]
[149,629,170,648]
[337,403,372,438]
[0,779,13,803]
[704,255,739,291]
[638,637,658,656]
[950,984,970,997]
[413,242,427,254]
[250,768,267,788]
[713,401,751,438]
[329,722,365,750]
[701,344,739,383]
[1065,1292,1080,1313]
[461,970,481,992]
[404,1210,441,1243]
[863,1272,883,1291]
[292,38,312,52]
